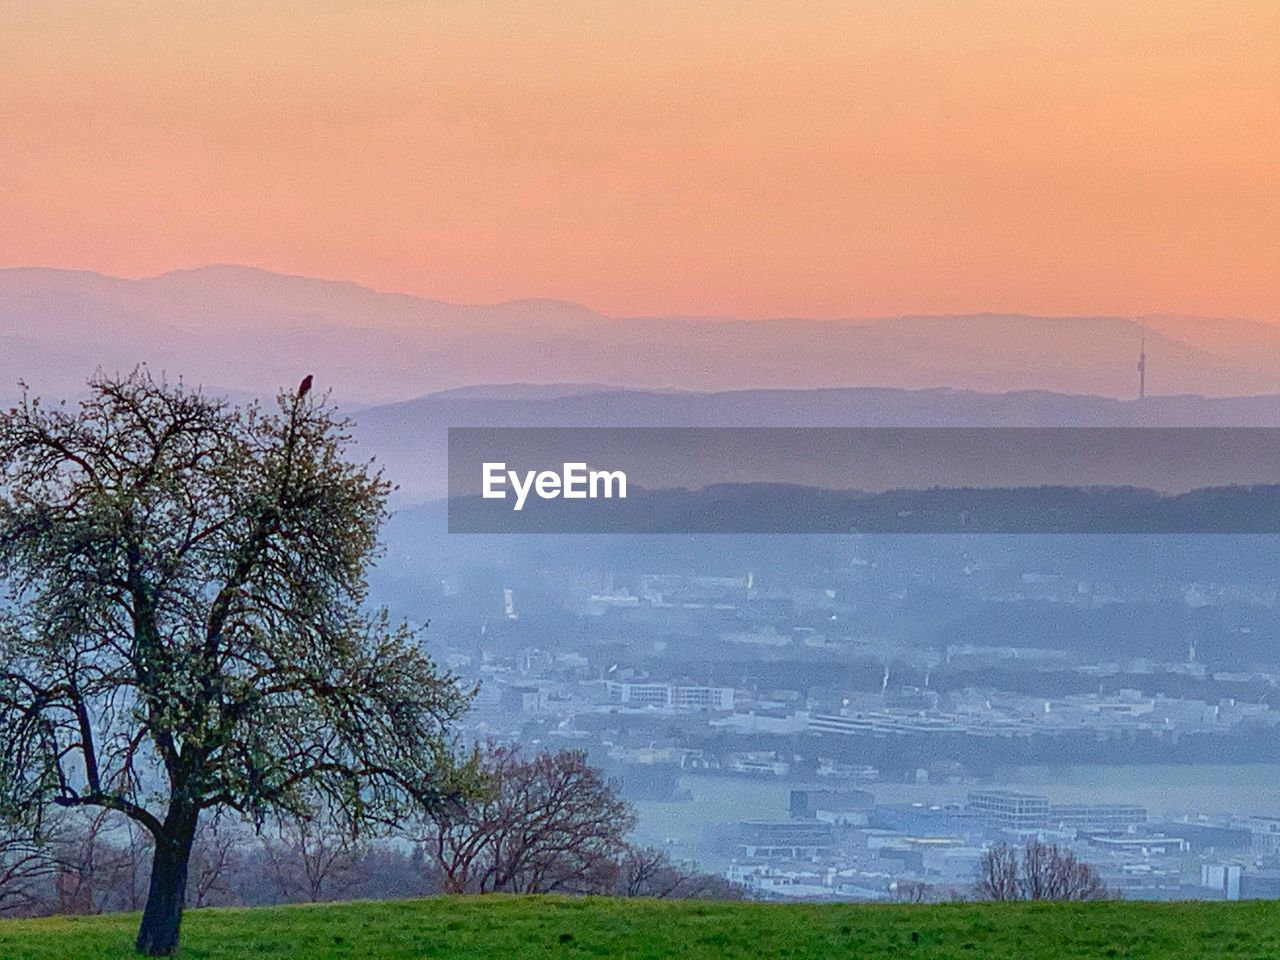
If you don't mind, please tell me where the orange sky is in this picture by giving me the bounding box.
[1,1,1277,320]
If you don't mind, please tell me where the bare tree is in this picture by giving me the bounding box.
[188,814,244,909]
[978,839,1109,901]
[1021,839,1109,901]
[976,841,1022,901]
[262,815,368,904]
[0,823,57,917]
[52,809,152,916]
[358,843,437,901]
[615,846,745,900]
[0,371,474,954]
[617,846,672,898]
[427,745,634,894]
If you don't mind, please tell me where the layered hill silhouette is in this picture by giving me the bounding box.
[354,387,1280,500]
[3,264,1279,404]
[6,264,1280,500]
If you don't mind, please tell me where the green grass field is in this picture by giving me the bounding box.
[1,895,1277,959]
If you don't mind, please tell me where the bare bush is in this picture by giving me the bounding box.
[0,824,57,918]
[1021,839,1110,901]
[262,816,369,904]
[189,814,246,909]
[614,846,746,900]
[977,841,1022,901]
[4,809,448,916]
[427,745,634,894]
[891,880,935,903]
[977,839,1109,901]
[51,810,152,915]
[8,781,752,916]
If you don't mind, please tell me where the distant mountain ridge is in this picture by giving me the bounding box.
[2,265,1278,405]
[350,385,1280,501]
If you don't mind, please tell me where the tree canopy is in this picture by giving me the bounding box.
[0,370,473,954]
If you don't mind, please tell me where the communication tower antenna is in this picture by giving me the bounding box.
[1137,322,1147,400]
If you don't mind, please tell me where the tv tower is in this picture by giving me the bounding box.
[1137,324,1147,400]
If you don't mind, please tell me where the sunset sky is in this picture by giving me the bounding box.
[2,1,1277,320]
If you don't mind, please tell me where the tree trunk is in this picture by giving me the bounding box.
[136,813,198,956]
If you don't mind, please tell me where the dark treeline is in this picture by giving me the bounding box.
[1,809,432,918]
[0,745,742,921]
[449,483,1280,535]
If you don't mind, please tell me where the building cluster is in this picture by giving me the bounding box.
[424,559,1280,902]
[722,788,1280,902]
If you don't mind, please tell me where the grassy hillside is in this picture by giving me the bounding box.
[1,895,1277,959]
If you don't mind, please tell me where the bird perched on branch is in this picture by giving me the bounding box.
[298,374,313,399]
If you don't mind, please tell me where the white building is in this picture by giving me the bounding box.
[1240,816,1280,858]
[604,681,734,712]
